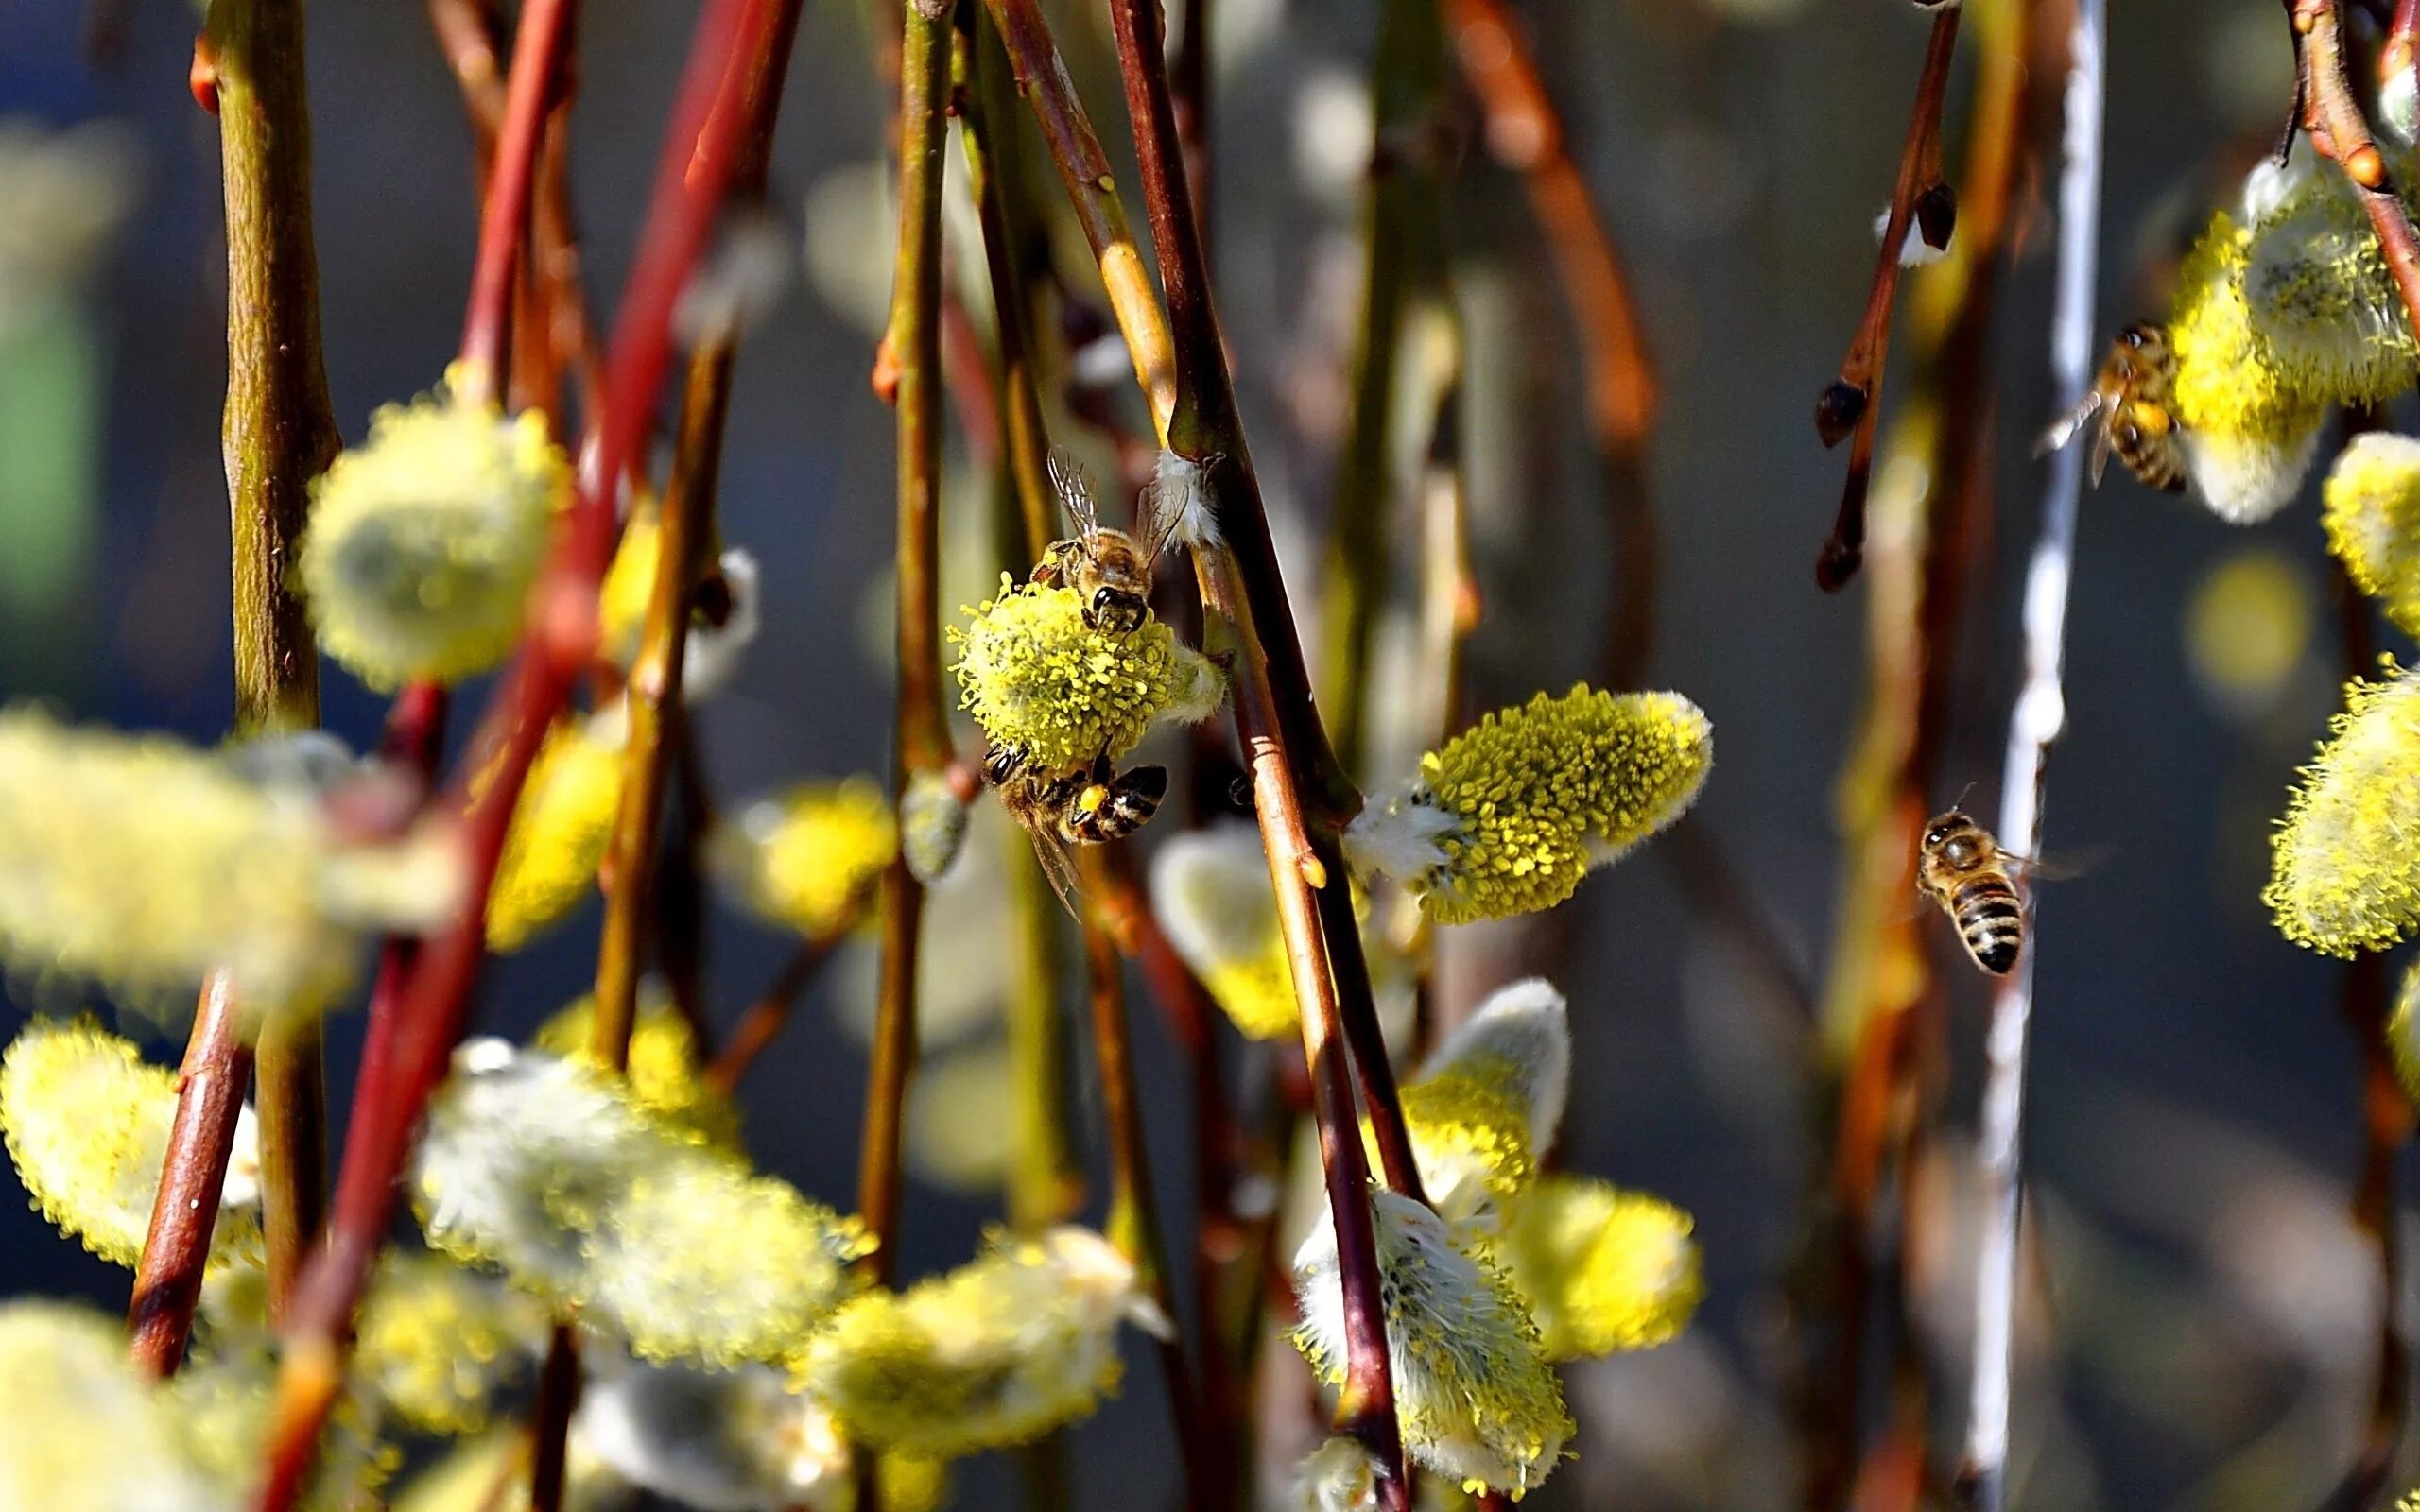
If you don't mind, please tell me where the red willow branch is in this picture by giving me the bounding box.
[1443,0,1659,685]
[455,0,578,404]
[2295,0,2420,340]
[254,4,783,1503]
[136,0,343,1368]
[1814,9,1961,592]
[856,0,956,1316]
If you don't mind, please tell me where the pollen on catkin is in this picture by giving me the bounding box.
[802,1227,1158,1458]
[2324,432,2420,638]
[1494,1176,1702,1360]
[706,778,896,938]
[2264,663,2420,955]
[1394,980,1573,1226]
[2241,167,2420,406]
[298,379,569,691]
[1292,1189,1571,1497]
[0,1302,228,1512]
[950,576,1224,777]
[484,714,625,953]
[0,708,453,1012]
[2167,211,2327,524]
[411,1041,870,1366]
[536,988,740,1149]
[1,1019,261,1269]
[1345,686,1712,926]
[354,1252,547,1435]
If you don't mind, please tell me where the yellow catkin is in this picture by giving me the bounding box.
[2241,165,2420,405]
[1493,1176,1702,1360]
[2264,664,2420,955]
[354,1252,545,1435]
[483,716,625,952]
[707,778,896,939]
[535,991,740,1149]
[298,379,568,691]
[2325,432,2420,639]
[0,1302,225,1512]
[0,1019,261,1269]
[2390,959,2420,1109]
[2167,210,2327,524]
[950,576,1223,777]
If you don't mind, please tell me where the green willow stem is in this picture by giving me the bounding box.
[1326,0,1448,776]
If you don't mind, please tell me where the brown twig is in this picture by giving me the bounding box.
[253,4,784,1503]
[1443,0,1659,685]
[702,930,850,1094]
[1814,9,1961,592]
[2294,0,2420,341]
[187,0,345,1339]
[526,1324,582,1512]
[128,975,255,1376]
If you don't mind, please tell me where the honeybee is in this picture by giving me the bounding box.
[1032,452,1184,636]
[988,745,1169,914]
[2034,321,2187,492]
[1915,809,2031,977]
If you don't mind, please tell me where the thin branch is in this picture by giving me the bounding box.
[254,4,784,1502]
[128,975,254,1376]
[703,929,851,1094]
[1443,0,1659,684]
[1960,3,2102,1506]
[1814,9,1961,592]
[456,0,579,404]
[1077,895,1217,1510]
[2295,0,2420,340]
[526,1324,581,1512]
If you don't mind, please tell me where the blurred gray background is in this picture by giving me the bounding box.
[0,1,2399,1508]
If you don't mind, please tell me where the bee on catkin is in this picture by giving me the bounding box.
[1915,809,2029,976]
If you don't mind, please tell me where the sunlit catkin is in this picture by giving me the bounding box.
[2264,664,2420,955]
[1151,823,1306,1040]
[2324,432,2420,638]
[1292,1189,1571,1497]
[2241,166,2420,406]
[0,1019,260,1268]
[1494,1176,1702,1360]
[950,576,1223,777]
[804,1227,1163,1458]
[0,1302,228,1512]
[298,379,569,690]
[1345,686,1712,925]
[0,708,456,1011]
[536,989,739,1149]
[1395,979,1572,1226]
[706,778,896,939]
[2166,211,2326,524]
[483,714,625,952]
[353,1252,547,1435]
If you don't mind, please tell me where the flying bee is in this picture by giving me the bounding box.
[1032,452,1185,636]
[988,743,1169,915]
[1916,809,2033,977]
[2034,321,2187,492]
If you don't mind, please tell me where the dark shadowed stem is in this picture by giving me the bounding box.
[858,0,956,1341]
[129,975,255,1376]
[703,928,852,1094]
[254,5,781,1503]
[1443,0,1659,686]
[592,338,733,1068]
[1814,9,1960,592]
[978,0,1177,426]
[2295,0,2420,340]
[1327,0,1448,775]
[1170,0,1211,237]
[1100,3,1416,1500]
[527,1324,581,1512]
[456,0,579,402]
[1078,899,1217,1510]
[1962,3,2101,1506]
[197,0,340,1335]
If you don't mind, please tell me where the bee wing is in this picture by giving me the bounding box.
[1133,452,1217,566]
[2002,846,2103,885]
[2033,388,2106,463]
[1022,819,1088,921]
[1047,448,1101,540]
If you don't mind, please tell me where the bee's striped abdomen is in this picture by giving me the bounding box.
[1951,874,2024,975]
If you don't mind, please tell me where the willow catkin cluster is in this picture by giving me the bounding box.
[2166,208,2327,524]
[410,1041,869,1366]
[0,709,456,1012]
[1494,1177,1703,1360]
[2263,663,2420,955]
[802,1227,1163,1458]
[0,1019,261,1269]
[1393,979,1572,1228]
[2325,432,2420,638]
[1346,685,1712,925]
[949,576,1224,776]
[483,715,626,952]
[1291,1188,1572,1498]
[298,380,569,691]
[705,778,896,939]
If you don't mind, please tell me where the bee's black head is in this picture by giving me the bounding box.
[1922,811,1969,848]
